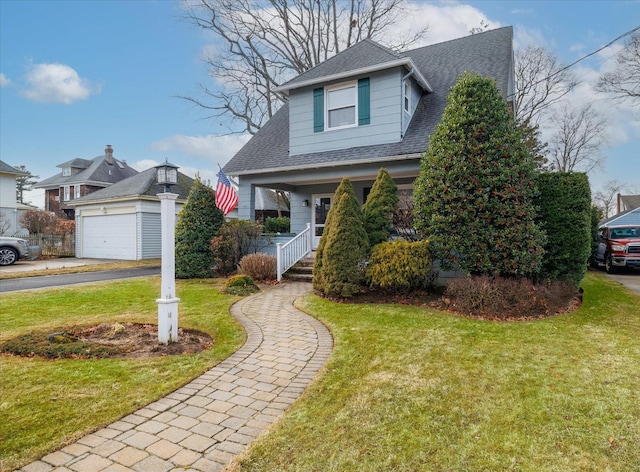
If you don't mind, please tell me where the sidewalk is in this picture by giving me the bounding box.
[0,258,119,274]
[17,281,333,472]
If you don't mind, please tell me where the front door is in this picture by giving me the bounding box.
[312,194,332,249]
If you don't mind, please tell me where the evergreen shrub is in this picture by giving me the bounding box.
[264,217,290,233]
[362,168,398,248]
[313,178,355,292]
[224,274,259,295]
[366,240,433,293]
[535,172,591,285]
[175,179,224,278]
[316,178,369,298]
[413,72,545,277]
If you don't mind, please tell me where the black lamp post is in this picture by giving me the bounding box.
[155,159,179,193]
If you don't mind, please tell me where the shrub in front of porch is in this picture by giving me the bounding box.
[315,177,369,298]
[362,168,398,248]
[313,177,356,292]
[366,240,433,293]
[238,253,277,281]
[210,219,263,275]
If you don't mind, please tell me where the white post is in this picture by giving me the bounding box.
[157,192,180,344]
[276,242,283,282]
[306,222,312,256]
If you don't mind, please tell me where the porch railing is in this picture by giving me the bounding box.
[276,223,312,281]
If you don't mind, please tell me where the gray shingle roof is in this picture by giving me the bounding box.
[279,39,403,91]
[0,160,28,175]
[224,26,513,175]
[36,154,139,188]
[69,168,195,205]
[620,195,640,211]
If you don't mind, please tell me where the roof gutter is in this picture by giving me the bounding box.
[275,58,433,94]
[226,153,423,177]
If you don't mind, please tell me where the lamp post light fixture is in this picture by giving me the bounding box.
[156,159,179,193]
[155,160,180,345]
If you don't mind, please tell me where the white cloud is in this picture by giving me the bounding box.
[0,73,11,87]
[151,133,250,168]
[21,63,99,104]
[401,2,498,47]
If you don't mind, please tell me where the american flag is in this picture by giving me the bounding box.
[215,169,238,216]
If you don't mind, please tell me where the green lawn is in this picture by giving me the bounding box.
[229,272,640,472]
[2,272,639,472]
[0,277,245,472]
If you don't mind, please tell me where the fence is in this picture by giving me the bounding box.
[26,233,75,257]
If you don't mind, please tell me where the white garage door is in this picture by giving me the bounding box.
[82,214,137,260]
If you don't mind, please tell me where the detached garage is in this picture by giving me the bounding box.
[70,168,194,260]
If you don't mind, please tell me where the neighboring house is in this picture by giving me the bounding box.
[255,188,291,223]
[0,160,28,236]
[35,145,138,220]
[68,168,195,260]
[601,195,640,227]
[223,27,515,250]
[617,194,640,213]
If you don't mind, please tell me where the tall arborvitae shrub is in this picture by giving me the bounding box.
[362,168,398,248]
[175,178,224,278]
[535,172,591,285]
[316,178,369,297]
[413,72,545,277]
[313,178,353,292]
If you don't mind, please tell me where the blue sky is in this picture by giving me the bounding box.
[1,0,639,208]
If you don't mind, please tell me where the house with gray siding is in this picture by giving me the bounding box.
[223,27,515,251]
[68,168,194,260]
[35,145,139,220]
[0,160,29,236]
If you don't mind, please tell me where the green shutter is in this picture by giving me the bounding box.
[313,88,324,132]
[358,78,370,125]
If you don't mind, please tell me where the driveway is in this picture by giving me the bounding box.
[604,270,640,295]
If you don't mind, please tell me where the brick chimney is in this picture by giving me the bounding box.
[105,145,114,164]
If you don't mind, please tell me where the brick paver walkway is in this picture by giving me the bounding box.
[18,282,332,472]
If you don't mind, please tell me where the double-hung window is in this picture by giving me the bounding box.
[314,78,370,132]
[404,79,411,113]
[326,82,357,130]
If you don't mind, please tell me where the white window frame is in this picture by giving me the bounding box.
[403,79,411,113]
[64,186,70,202]
[325,81,357,131]
[62,167,71,177]
[74,185,80,199]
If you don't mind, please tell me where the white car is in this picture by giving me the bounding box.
[0,236,30,266]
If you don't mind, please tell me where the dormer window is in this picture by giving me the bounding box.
[326,82,357,129]
[62,167,71,177]
[313,78,370,132]
[404,79,411,113]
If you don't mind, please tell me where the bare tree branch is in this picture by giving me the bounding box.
[514,46,578,125]
[597,33,640,107]
[549,104,608,173]
[592,180,630,219]
[180,0,427,134]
